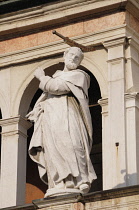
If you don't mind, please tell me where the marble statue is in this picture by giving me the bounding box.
[26,47,97,197]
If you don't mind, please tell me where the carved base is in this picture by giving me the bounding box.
[44,188,82,198]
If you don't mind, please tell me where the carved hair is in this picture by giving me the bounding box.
[64,47,84,63]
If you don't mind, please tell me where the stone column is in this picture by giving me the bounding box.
[0,116,31,208]
[103,37,127,189]
[98,98,108,191]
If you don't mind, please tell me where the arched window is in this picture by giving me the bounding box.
[26,63,102,203]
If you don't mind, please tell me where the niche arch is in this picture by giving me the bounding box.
[18,55,106,117]
[18,57,64,117]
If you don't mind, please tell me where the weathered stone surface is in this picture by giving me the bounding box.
[2,186,139,210]
[32,193,83,209]
[84,185,139,210]
[0,12,125,55]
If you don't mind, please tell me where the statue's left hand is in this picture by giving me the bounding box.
[34,67,45,81]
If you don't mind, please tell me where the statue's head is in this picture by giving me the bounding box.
[64,47,84,71]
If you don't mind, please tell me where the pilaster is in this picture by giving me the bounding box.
[0,116,32,208]
[125,93,139,186]
[103,37,127,189]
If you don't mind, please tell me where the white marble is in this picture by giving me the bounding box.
[0,117,31,208]
[26,47,97,197]
[104,38,127,189]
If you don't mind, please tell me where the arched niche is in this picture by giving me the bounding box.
[18,54,107,117]
[24,62,102,203]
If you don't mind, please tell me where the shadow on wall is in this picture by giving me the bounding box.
[114,170,137,189]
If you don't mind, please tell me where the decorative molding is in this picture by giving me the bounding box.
[103,36,126,49]
[125,92,139,100]
[0,24,126,68]
[98,98,108,107]
[126,25,139,47]
[126,0,139,21]
[125,92,139,109]
[1,130,27,138]
[0,115,32,129]
[107,57,126,63]
[127,36,139,53]
[98,98,108,115]
[0,0,127,37]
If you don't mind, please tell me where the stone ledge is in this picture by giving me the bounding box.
[32,193,82,208]
[2,185,139,210]
[82,185,139,203]
[0,203,34,210]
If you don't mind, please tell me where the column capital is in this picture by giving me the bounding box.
[98,98,108,107]
[0,115,32,129]
[125,92,139,109]
[0,115,32,137]
[103,36,127,49]
[98,98,108,115]
[104,37,127,62]
[125,92,139,100]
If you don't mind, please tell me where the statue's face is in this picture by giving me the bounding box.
[64,48,82,70]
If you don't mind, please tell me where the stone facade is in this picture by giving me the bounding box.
[0,0,139,209]
[2,186,139,210]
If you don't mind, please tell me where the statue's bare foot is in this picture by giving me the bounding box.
[79,183,90,194]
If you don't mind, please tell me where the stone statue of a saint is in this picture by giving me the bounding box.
[26,47,97,197]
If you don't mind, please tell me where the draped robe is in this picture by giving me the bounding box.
[28,69,97,190]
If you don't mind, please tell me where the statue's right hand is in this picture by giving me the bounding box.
[34,67,45,81]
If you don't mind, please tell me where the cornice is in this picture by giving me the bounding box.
[0,24,126,68]
[126,0,139,21]
[126,26,139,51]
[0,0,127,38]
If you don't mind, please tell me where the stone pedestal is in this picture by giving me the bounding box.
[33,193,84,210]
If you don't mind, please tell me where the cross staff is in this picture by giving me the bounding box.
[52,30,96,52]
